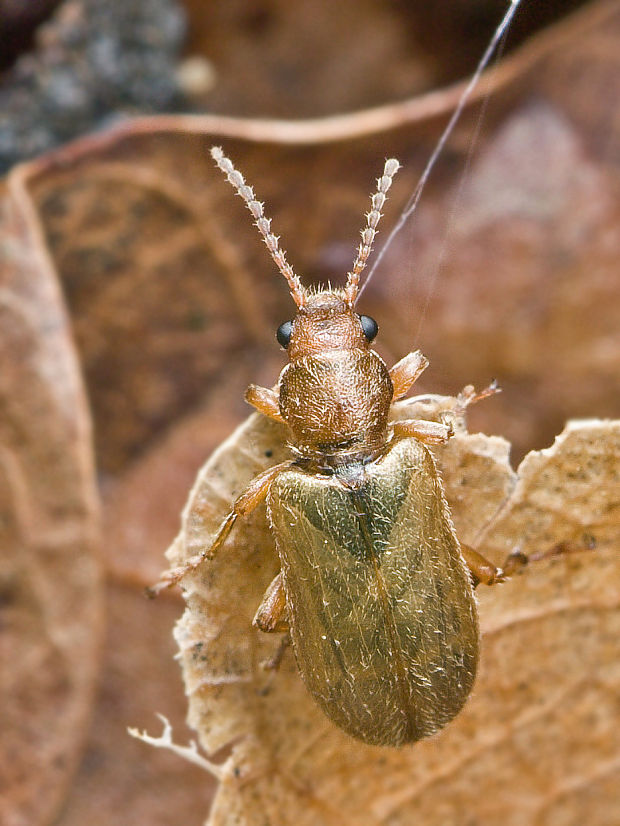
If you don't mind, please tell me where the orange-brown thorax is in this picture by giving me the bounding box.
[278,291,393,461]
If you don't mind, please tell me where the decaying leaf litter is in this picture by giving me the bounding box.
[160,403,619,826]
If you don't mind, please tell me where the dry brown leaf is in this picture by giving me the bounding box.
[2,1,611,479]
[166,404,619,826]
[182,0,610,119]
[54,583,216,826]
[0,180,103,826]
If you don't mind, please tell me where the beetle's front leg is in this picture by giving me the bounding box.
[245,384,285,422]
[148,462,291,596]
[389,350,429,401]
[393,418,453,445]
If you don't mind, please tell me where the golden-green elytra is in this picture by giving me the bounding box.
[154,147,507,746]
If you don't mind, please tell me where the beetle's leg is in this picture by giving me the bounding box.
[253,573,291,672]
[393,418,452,445]
[253,572,290,633]
[245,384,285,423]
[454,381,501,415]
[389,350,429,401]
[148,462,291,596]
[460,543,506,588]
[499,535,597,578]
[462,534,596,590]
[261,635,291,673]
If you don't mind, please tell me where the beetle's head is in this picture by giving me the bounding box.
[275,290,378,361]
[210,147,400,358]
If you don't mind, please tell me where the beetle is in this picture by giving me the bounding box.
[153,147,516,747]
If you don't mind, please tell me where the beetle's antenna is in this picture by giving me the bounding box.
[344,158,400,306]
[211,146,307,308]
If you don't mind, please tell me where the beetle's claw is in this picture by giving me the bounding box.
[502,550,530,577]
[145,566,187,598]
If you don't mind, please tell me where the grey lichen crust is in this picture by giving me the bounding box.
[0,0,186,172]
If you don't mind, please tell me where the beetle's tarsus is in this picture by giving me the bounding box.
[501,550,530,577]
[503,536,597,577]
[454,382,502,417]
[147,554,210,597]
[148,516,236,596]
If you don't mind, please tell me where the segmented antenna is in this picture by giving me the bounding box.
[211,146,307,307]
[343,158,401,306]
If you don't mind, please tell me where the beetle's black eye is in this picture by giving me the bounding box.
[359,314,378,341]
[276,320,293,348]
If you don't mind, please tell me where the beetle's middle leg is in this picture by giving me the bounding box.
[148,462,291,596]
[454,382,501,416]
[393,418,453,445]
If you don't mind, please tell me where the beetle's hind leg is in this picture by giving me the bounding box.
[460,543,507,588]
[499,535,597,579]
[253,572,291,671]
[259,635,291,674]
[253,572,289,633]
[461,534,596,588]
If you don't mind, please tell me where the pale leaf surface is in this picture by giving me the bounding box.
[168,404,619,826]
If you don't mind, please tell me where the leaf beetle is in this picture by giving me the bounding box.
[151,147,520,747]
